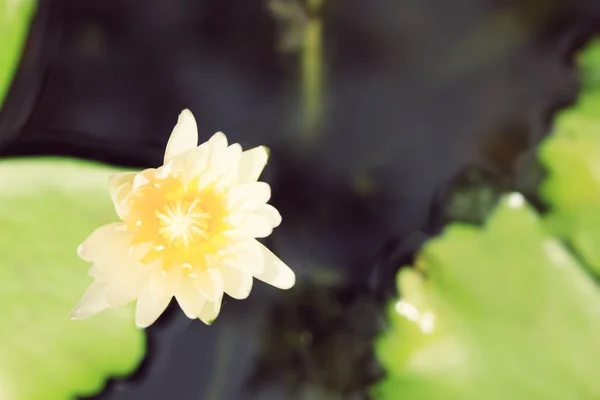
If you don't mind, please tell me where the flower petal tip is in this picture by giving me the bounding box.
[134,316,153,329]
[69,307,88,320]
[280,272,296,290]
[210,131,228,145]
[164,109,199,162]
[179,108,193,117]
[273,264,296,290]
[260,145,271,159]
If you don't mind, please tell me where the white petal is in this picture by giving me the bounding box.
[175,279,206,319]
[208,131,228,154]
[223,143,242,168]
[258,204,282,228]
[238,146,269,183]
[108,172,136,218]
[128,242,155,261]
[104,261,154,306]
[135,275,174,328]
[227,204,282,239]
[209,143,243,191]
[242,216,273,238]
[155,161,179,179]
[105,278,143,307]
[108,171,136,193]
[221,263,253,299]
[88,261,115,281]
[227,182,271,211]
[87,242,152,283]
[77,222,132,263]
[226,213,271,239]
[105,286,138,308]
[164,109,198,162]
[132,172,151,189]
[195,133,232,189]
[183,144,210,180]
[221,240,264,274]
[198,295,223,325]
[192,268,224,302]
[219,143,243,180]
[254,241,295,289]
[70,281,110,320]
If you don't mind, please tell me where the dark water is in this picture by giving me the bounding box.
[1,0,600,399]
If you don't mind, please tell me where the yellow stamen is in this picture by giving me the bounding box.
[124,172,231,270]
[155,198,211,248]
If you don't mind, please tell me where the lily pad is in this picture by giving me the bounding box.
[537,37,600,276]
[538,111,600,275]
[0,0,36,109]
[373,194,600,400]
[0,157,145,400]
[577,37,600,92]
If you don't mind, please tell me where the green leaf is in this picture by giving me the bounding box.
[373,194,600,400]
[577,37,600,91]
[0,157,146,400]
[0,0,36,109]
[537,38,600,276]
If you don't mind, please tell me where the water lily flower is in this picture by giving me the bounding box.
[71,109,295,328]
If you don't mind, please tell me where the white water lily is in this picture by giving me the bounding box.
[70,109,295,328]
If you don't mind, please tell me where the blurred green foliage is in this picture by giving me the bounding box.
[373,195,600,399]
[539,38,600,277]
[373,37,600,399]
[0,0,36,110]
[0,158,145,399]
[578,37,600,92]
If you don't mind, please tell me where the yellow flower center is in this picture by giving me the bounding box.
[156,198,211,248]
[123,171,232,270]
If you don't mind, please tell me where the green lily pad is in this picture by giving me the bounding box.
[538,110,600,276]
[537,37,600,276]
[0,157,145,400]
[0,0,36,109]
[373,194,600,400]
[577,37,600,92]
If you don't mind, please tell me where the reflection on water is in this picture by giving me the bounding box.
[247,281,382,399]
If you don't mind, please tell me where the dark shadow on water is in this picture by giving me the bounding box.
[79,302,183,400]
[245,282,384,400]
